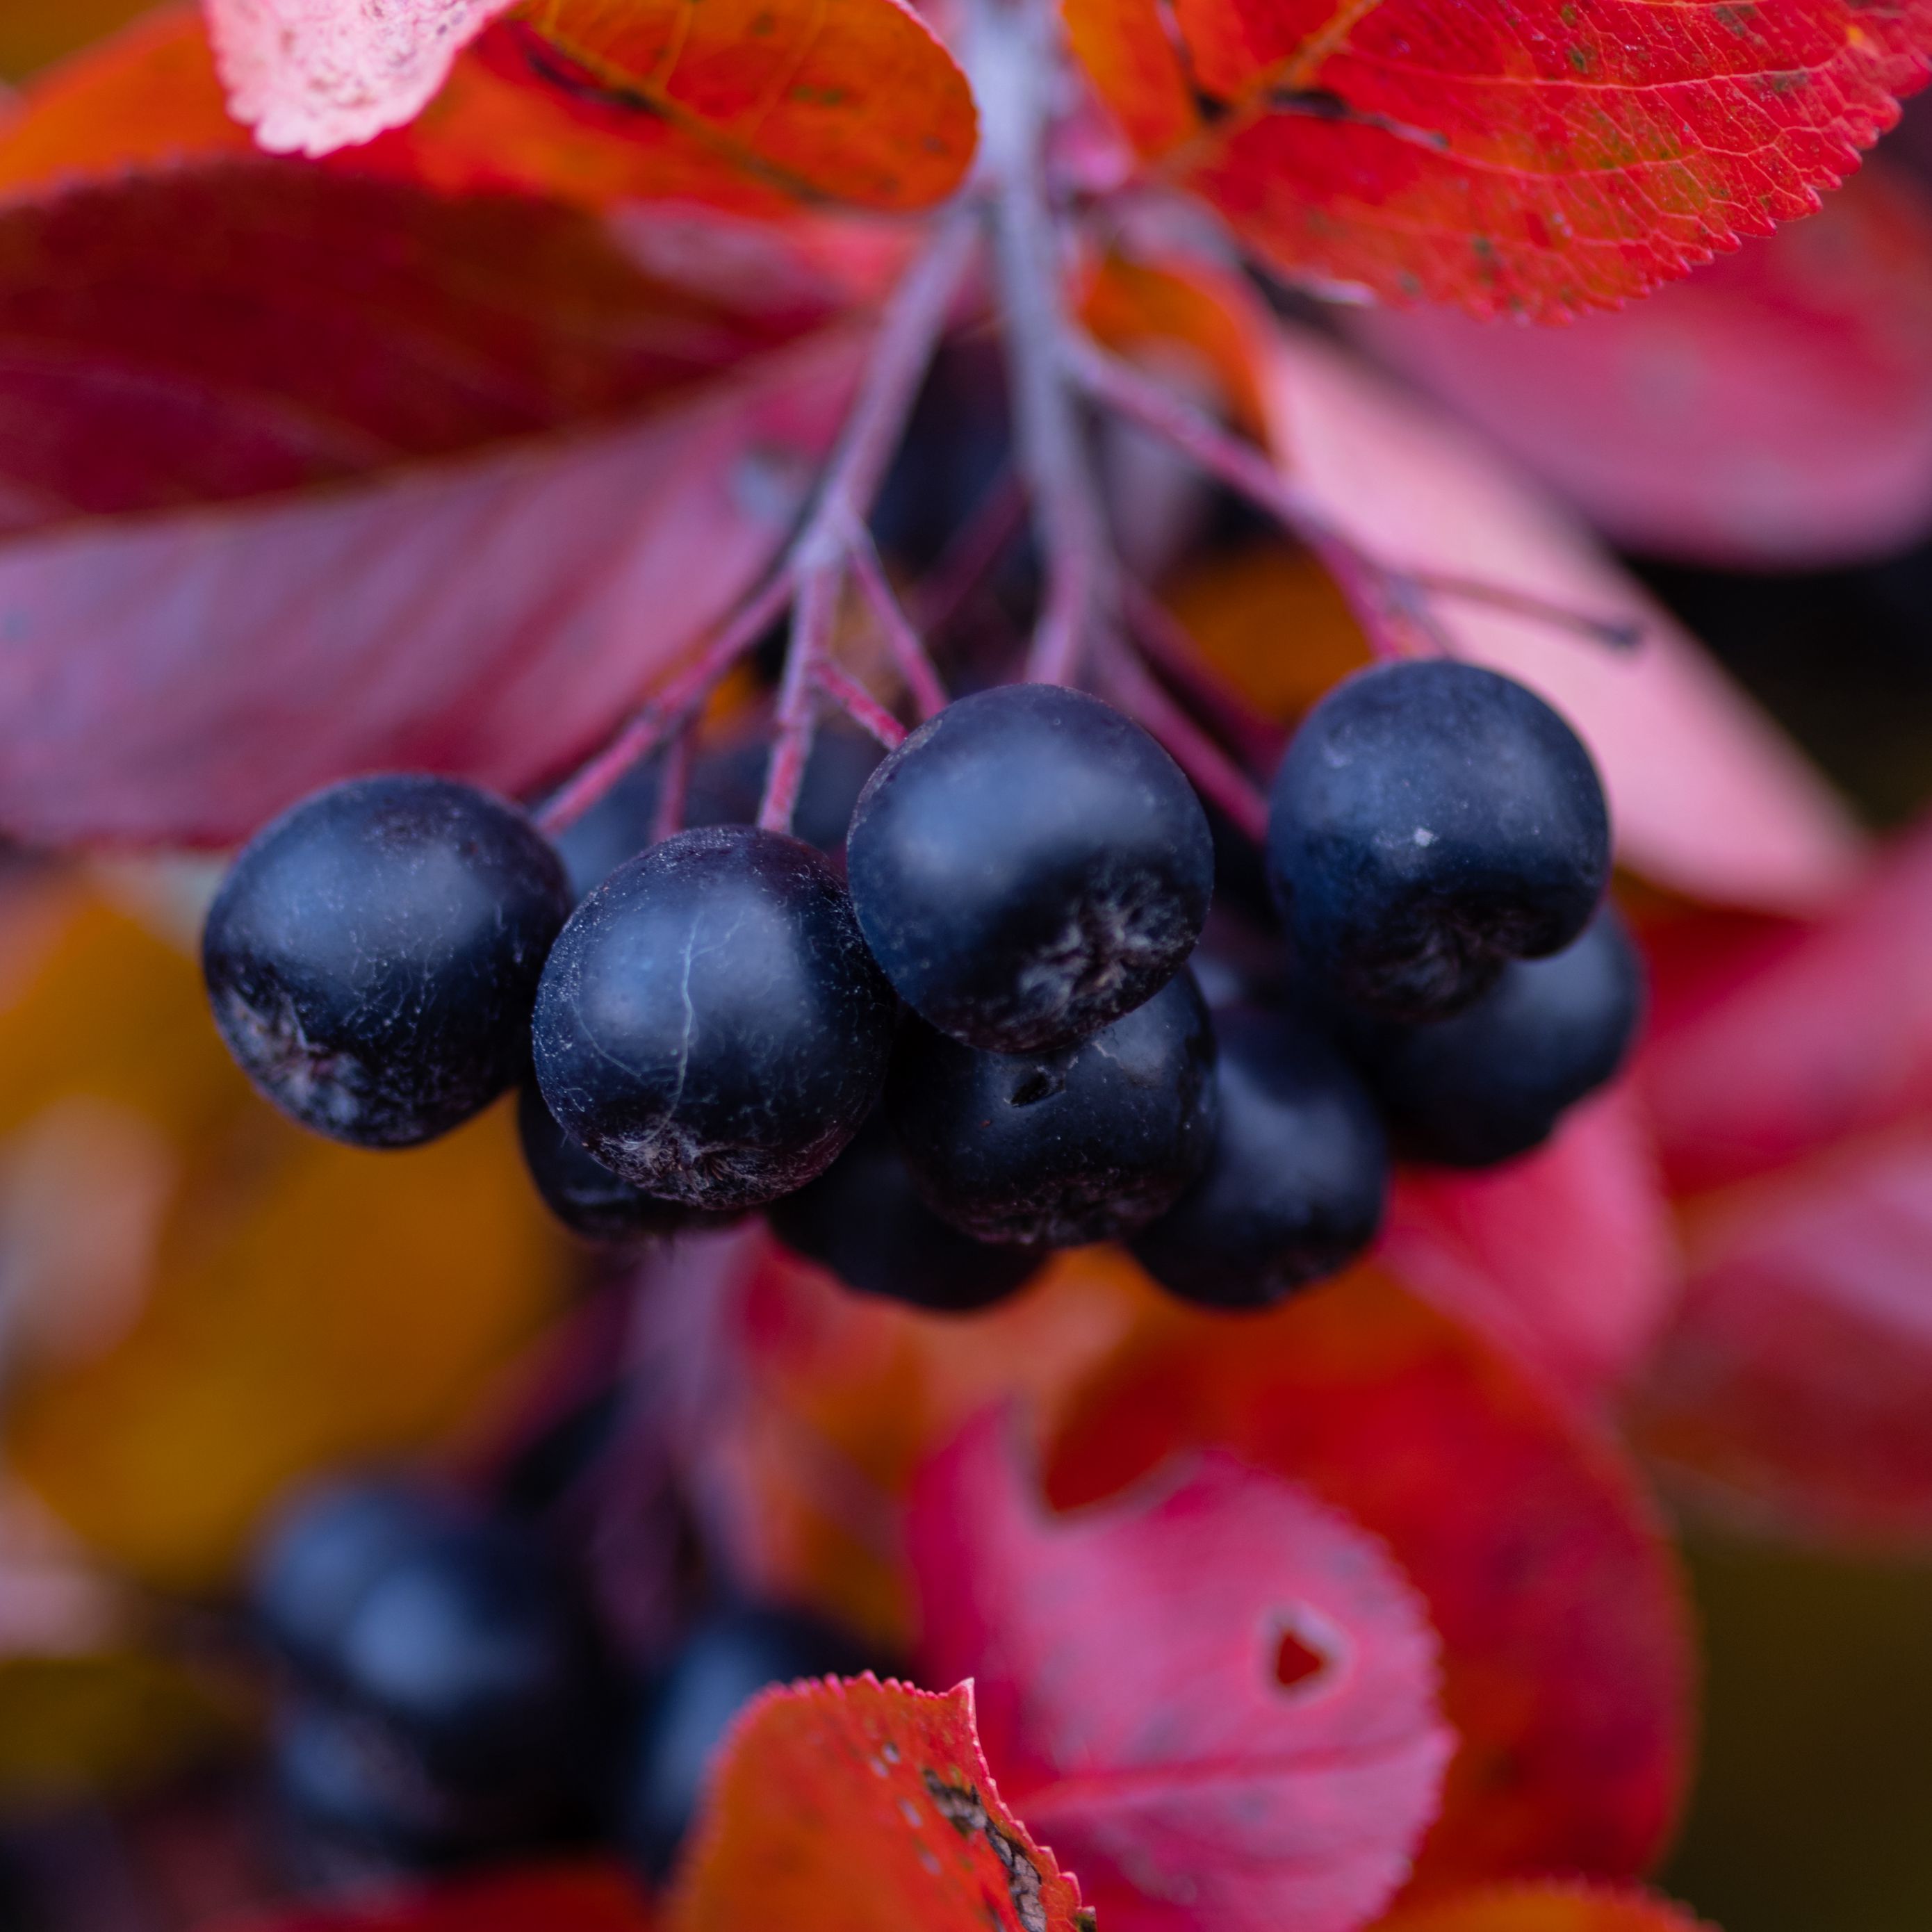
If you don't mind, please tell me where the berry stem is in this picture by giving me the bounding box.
[1095,634,1269,840]
[814,657,911,748]
[1065,335,1642,660]
[849,530,949,720]
[650,720,694,844]
[1120,580,1286,770]
[760,562,840,832]
[539,206,979,837]
[911,466,1027,635]
[968,0,1116,687]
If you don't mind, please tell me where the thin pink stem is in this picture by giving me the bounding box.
[648,721,693,844]
[849,532,948,721]
[759,562,840,833]
[1404,571,1643,649]
[1119,581,1286,769]
[911,467,1026,635]
[537,566,794,835]
[814,658,910,748]
[1096,635,1269,842]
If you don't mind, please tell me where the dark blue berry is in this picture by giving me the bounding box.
[517,1085,721,1244]
[847,685,1213,1053]
[1130,1006,1386,1309]
[767,1110,1046,1313]
[621,1604,876,1880]
[1268,662,1610,1022]
[533,826,896,1211]
[1349,906,1645,1168]
[204,776,569,1147]
[887,969,1218,1247]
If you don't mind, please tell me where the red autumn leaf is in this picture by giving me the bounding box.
[908,1411,1453,1932]
[0,141,865,846]
[1063,0,1932,319]
[215,1861,655,1932]
[1373,1881,1714,1932]
[666,1676,1092,1932]
[1641,817,1932,1197]
[1352,164,1932,568]
[204,0,976,213]
[1380,1082,1681,1405]
[1639,1122,1932,1546]
[1253,311,1865,915]
[1048,1270,1693,1898]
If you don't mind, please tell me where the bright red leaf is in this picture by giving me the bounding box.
[1380,1083,1680,1405]
[1048,1270,1693,1899]
[217,1862,655,1932]
[1639,1122,1932,1546]
[1641,817,1932,1197]
[666,1676,1092,1932]
[1354,164,1932,567]
[1255,312,1865,914]
[204,0,976,212]
[909,1411,1452,1932]
[1064,0,1932,319]
[1373,1881,1714,1932]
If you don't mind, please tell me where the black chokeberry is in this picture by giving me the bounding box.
[253,1482,597,1794]
[888,969,1218,1247]
[533,826,895,1211]
[518,1086,721,1244]
[1130,1006,1386,1310]
[847,685,1213,1054]
[767,1111,1046,1313]
[1268,662,1610,1022]
[1349,906,1645,1168]
[204,776,569,1147]
[620,1603,876,1880]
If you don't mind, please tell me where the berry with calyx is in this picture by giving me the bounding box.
[204,776,569,1147]
[888,969,1218,1247]
[1130,1006,1386,1311]
[533,826,895,1211]
[847,684,1213,1053]
[767,1110,1046,1313]
[620,1603,878,1880]
[518,1086,727,1245]
[1349,906,1645,1168]
[1267,662,1610,1022]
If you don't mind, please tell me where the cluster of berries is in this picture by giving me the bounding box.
[250,1475,866,1879]
[202,660,1639,1315]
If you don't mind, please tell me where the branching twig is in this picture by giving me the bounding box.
[969,0,1115,687]
[849,530,948,721]
[1119,580,1286,771]
[1065,335,1642,662]
[815,657,911,748]
[537,204,979,839]
[911,466,1026,635]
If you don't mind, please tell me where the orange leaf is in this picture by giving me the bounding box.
[667,1676,1092,1932]
[0,887,570,1587]
[1373,1881,1714,1932]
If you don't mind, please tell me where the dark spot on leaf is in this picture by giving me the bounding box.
[922,1770,1051,1932]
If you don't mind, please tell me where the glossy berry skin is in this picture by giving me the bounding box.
[252,1482,596,1794]
[1350,907,1645,1168]
[621,1604,876,1880]
[1131,1006,1386,1311]
[888,969,1218,1247]
[534,826,896,1211]
[517,1086,720,1244]
[204,776,569,1147]
[848,685,1213,1053]
[1268,663,1610,1022]
[767,1111,1046,1313]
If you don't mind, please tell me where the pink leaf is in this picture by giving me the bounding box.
[1261,322,1865,915]
[205,0,515,156]
[1352,165,1932,568]
[1639,1125,1932,1546]
[1641,818,1932,1197]
[0,329,856,847]
[908,1414,1452,1932]
[1380,1083,1680,1407]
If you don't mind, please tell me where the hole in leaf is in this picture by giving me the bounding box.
[1267,1610,1339,1694]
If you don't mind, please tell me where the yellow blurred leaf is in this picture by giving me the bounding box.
[0,0,165,81]
[0,885,571,1589]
